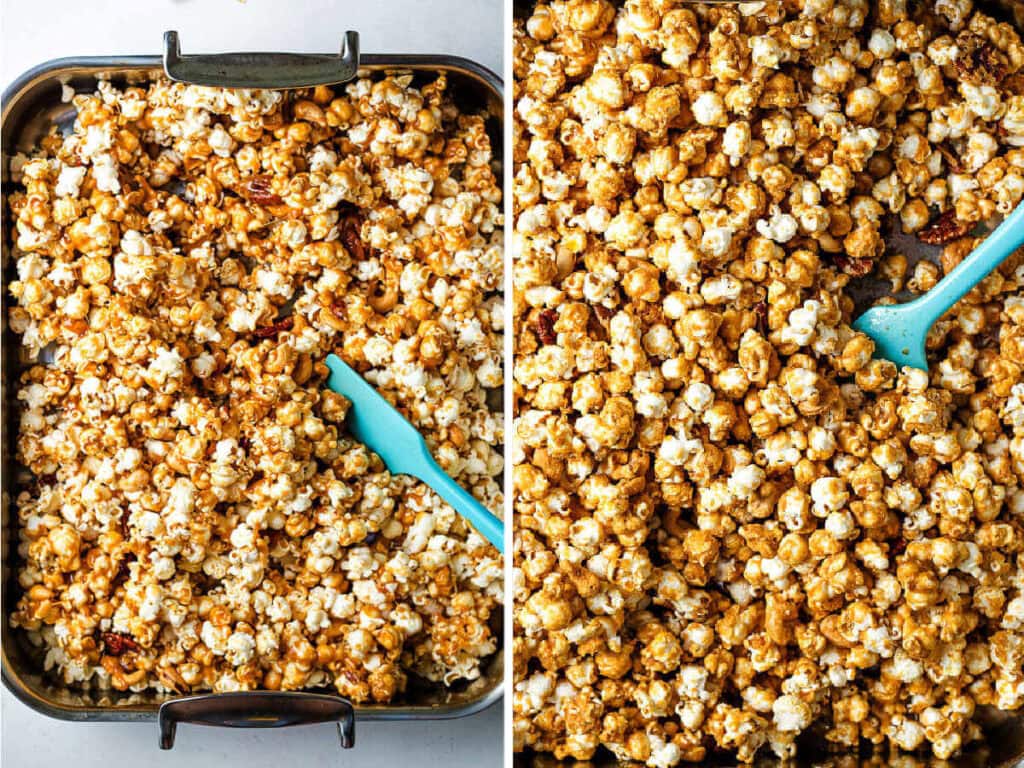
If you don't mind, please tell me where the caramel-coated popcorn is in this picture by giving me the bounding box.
[513,1,1024,764]
[7,73,503,701]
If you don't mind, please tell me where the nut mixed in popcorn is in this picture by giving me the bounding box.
[513,0,1024,763]
[7,73,503,700]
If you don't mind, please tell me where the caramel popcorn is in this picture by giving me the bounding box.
[513,1,1024,764]
[7,73,503,701]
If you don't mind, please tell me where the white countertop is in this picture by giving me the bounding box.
[0,0,503,765]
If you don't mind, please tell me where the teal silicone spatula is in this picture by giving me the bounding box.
[324,353,504,552]
[853,201,1024,370]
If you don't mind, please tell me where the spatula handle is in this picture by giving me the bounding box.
[916,201,1024,326]
[414,452,504,553]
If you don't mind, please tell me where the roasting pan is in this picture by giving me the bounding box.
[0,30,504,752]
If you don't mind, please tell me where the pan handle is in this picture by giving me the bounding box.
[162,30,360,89]
[158,691,355,750]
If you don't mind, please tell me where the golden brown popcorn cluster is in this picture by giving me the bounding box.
[513,0,1024,763]
[7,73,503,701]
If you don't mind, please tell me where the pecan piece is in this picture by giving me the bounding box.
[955,33,1007,87]
[753,301,768,335]
[918,210,969,245]
[834,254,873,277]
[536,309,557,345]
[101,631,141,656]
[340,214,367,261]
[244,174,283,206]
[253,315,294,339]
[112,553,134,589]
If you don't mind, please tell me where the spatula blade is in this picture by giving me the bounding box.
[851,304,929,371]
[324,353,426,476]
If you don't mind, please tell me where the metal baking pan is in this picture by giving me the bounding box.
[508,0,1024,766]
[0,31,504,750]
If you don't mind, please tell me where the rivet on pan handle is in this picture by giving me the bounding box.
[163,30,360,89]
[158,691,355,750]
